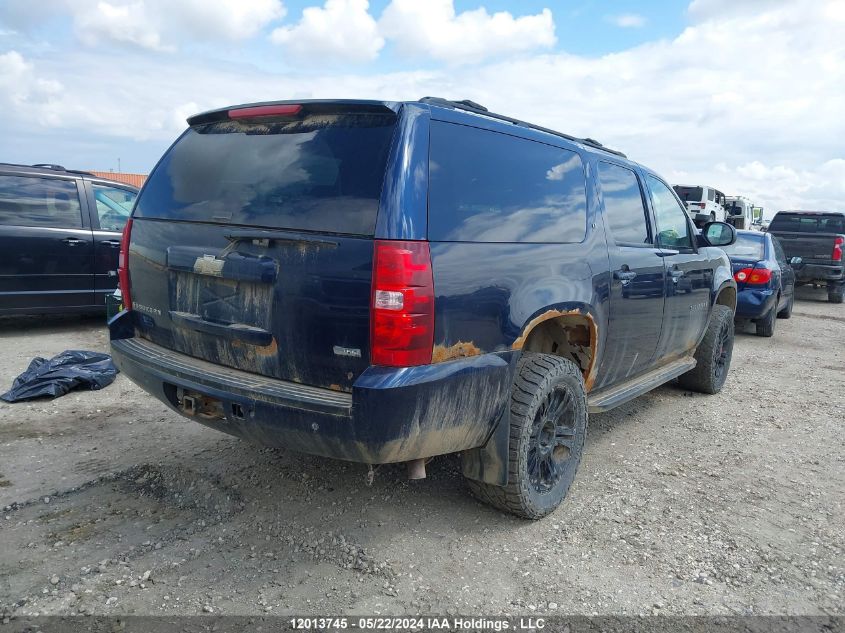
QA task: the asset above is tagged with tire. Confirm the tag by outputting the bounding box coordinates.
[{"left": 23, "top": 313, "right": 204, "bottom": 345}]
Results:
[
  {"left": 677, "top": 304, "right": 734, "bottom": 394},
  {"left": 829, "top": 287, "right": 844, "bottom": 304},
  {"left": 465, "top": 353, "right": 588, "bottom": 520},
  {"left": 777, "top": 293, "right": 793, "bottom": 319},
  {"left": 755, "top": 306, "right": 776, "bottom": 337}
]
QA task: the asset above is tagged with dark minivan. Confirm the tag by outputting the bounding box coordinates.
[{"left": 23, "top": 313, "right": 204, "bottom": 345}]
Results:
[
  {"left": 110, "top": 98, "right": 738, "bottom": 518},
  {"left": 0, "top": 163, "right": 138, "bottom": 315}
]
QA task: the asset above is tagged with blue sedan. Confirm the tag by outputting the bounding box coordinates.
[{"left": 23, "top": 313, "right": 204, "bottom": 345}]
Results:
[{"left": 720, "top": 230, "right": 798, "bottom": 337}]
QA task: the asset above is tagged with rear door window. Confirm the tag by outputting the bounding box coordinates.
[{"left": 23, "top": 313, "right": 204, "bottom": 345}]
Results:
[
  {"left": 597, "top": 162, "right": 651, "bottom": 246},
  {"left": 428, "top": 121, "right": 587, "bottom": 243},
  {"left": 771, "top": 237, "right": 788, "bottom": 267},
  {"left": 92, "top": 184, "right": 136, "bottom": 232},
  {"left": 135, "top": 112, "right": 396, "bottom": 235},
  {"left": 0, "top": 175, "right": 83, "bottom": 228}
]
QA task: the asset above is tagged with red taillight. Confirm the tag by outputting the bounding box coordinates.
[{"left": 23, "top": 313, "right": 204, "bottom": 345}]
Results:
[
  {"left": 228, "top": 104, "right": 302, "bottom": 119},
  {"left": 734, "top": 266, "right": 772, "bottom": 285},
  {"left": 371, "top": 240, "right": 434, "bottom": 367},
  {"left": 117, "top": 218, "right": 133, "bottom": 310},
  {"left": 833, "top": 236, "right": 844, "bottom": 262}
]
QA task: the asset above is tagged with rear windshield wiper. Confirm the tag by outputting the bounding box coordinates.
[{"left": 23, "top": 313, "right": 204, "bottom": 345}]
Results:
[{"left": 223, "top": 230, "right": 339, "bottom": 248}]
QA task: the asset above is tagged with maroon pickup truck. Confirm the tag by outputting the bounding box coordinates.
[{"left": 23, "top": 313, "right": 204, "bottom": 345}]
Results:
[{"left": 767, "top": 211, "right": 845, "bottom": 303}]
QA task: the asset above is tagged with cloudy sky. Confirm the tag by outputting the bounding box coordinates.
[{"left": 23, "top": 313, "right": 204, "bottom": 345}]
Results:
[{"left": 1, "top": 0, "right": 843, "bottom": 216}]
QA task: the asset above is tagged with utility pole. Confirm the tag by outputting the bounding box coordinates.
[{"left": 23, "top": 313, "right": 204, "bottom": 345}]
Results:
[{"left": 118, "top": 157, "right": 121, "bottom": 173}]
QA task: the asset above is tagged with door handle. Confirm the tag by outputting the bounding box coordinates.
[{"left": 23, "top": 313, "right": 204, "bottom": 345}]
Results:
[
  {"left": 62, "top": 237, "right": 86, "bottom": 246},
  {"left": 614, "top": 269, "right": 638, "bottom": 283},
  {"left": 101, "top": 240, "right": 121, "bottom": 248}
]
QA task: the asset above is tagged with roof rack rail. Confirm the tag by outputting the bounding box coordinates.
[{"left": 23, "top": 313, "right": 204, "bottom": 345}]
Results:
[
  {"left": 31, "top": 163, "right": 67, "bottom": 171},
  {"left": 419, "top": 96, "right": 627, "bottom": 158}
]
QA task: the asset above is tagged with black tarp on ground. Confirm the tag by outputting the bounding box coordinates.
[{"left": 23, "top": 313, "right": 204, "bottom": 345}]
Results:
[{"left": 1, "top": 350, "right": 118, "bottom": 402}]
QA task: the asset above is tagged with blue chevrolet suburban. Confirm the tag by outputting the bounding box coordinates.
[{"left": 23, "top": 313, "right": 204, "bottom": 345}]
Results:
[{"left": 109, "top": 98, "right": 738, "bottom": 518}]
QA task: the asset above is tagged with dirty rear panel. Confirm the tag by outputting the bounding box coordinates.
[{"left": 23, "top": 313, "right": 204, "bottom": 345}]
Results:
[{"left": 128, "top": 105, "right": 398, "bottom": 391}]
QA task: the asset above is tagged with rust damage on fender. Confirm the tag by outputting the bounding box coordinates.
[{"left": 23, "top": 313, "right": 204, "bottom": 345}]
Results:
[
  {"left": 432, "top": 340, "right": 482, "bottom": 364},
  {"left": 511, "top": 309, "right": 599, "bottom": 392}
]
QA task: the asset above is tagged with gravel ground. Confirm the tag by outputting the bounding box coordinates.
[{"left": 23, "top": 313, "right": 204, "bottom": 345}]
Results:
[{"left": 0, "top": 286, "right": 842, "bottom": 619}]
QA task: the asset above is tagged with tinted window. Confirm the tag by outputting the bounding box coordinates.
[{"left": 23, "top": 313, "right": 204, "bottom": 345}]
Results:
[
  {"left": 769, "top": 213, "right": 845, "bottom": 234},
  {"left": 0, "top": 175, "right": 82, "bottom": 228},
  {"left": 771, "top": 236, "right": 787, "bottom": 266},
  {"left": 429, "top": 122, "right": 587, "bottom": 243},
  {"left": 673, "top": 186, "right": 703, "bottom": 202},
  {"left": 647, "top": 175, "right": 693, "bottom": 250},
  {"left": 598, "top": 162, "right": 650, "bottom": 245},
  {"left": 721, "top": 233, "right": 765, "bottom": 260},
  {"left": 93, "top": 184, "right": 136, "bottom": 232},
  {"left": 135, "top": 112, "right": 396, "bottom": 235}
]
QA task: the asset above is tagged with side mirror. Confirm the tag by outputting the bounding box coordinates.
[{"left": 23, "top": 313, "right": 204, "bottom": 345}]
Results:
[
  {"left": 702, "top": 221, "right": 737, "bottom": 247},
  {"left": 790, "top": 256, "right": 802, "bottom": 266}
]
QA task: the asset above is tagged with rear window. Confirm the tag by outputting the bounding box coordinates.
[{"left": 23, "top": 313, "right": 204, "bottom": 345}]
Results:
[
  {"left": 428, "top": 121, "right": 587, "bottom": 243},
  {"left": 769, "top": 213, "right": 845, "bottom": 234},
  {"left": 135, "top": 112, "right": 396, "bottom": 235},
  {"left": 721, "top": 233, "right": 765, "bottom": 260},
  {"left": 673, "top": 186, "right": 703, "bottom": 203}
]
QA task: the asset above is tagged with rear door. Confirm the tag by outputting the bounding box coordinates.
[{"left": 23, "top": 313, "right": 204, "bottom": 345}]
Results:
[
  {"left": 770, "top": 236, "right": 795, "bottom": 304},
  {"left": 0, "top": 173, "right": 94, "bottom": 312},
  {"left": 644, "top": 174, "right": 712, "bottom": 359},
  {"left": 84, "top": 180, "right": 137, "bottom": 306},
  {"left": 128, "top": 103, "right": 398, "bottom": 392},
  {"left": 594, "top": 161, "right": 665, "bottom": 385}
]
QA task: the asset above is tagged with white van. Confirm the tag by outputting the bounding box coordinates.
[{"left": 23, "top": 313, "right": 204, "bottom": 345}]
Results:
[{"left": 672, "top": 185, "right": 727, "bottom": 224}]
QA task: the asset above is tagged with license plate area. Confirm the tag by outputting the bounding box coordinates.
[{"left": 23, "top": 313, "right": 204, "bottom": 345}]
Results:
[{"left": 171, "top": 272, "right": 273, "bottom": 332}]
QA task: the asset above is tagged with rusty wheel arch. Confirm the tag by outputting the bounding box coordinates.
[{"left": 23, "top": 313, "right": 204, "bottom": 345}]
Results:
[{"left": 512, "top": 309, "right": 599, "bottom": 392}]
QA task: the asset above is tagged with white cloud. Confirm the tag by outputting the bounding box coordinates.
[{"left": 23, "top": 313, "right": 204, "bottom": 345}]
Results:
[
  {"left": 165, "top": 0, "right": 286, "bottom": 41},
  {"left": 1, "top": 0, "right": 286, "bottom": 51},
  {"left": 0, "top": 51, "right": 65, "bottom": 125},
  {"left": 379, "top": 0, "right": 556, "bottom": 64},
  {"left": 75, "top": 2, "right": 173, "bottom": 52},
  {"left": 270, "top": 0, "right": 383, "bottom": 63},
  {"left": 609, "top": 13, "right": 646, "bottom": 28}
]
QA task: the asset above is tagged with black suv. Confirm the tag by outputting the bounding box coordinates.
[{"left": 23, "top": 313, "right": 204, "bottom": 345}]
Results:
[
  {"left": 109, "top": 98, "right": 738, "bottom": 518},
  {"left": 0, "top": 163, "right": 138, "bottom": 315}
]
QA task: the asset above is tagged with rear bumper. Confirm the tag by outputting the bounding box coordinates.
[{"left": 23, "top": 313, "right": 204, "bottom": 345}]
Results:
[
  {"left": 735, "top": 288, "right": 777, "bottom": 319},
  {"left": 110, "top": 314, "right": 513, "bottom": 464},
  {"left": 794, "top": 264, "right": 844, "bottom": 284}
]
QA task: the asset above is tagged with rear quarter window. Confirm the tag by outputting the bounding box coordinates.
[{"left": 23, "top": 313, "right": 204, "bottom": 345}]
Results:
[{"left": 428, "top": 121, "right": 587, "bottom": 243}]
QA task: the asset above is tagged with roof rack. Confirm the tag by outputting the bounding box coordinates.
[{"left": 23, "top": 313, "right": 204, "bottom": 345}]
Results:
[
  {"left": 29, "top": 163, "right": 94, "bottom": 176},
  {"left": 419, "top": 96, "right": 627, "bottom": 158}
]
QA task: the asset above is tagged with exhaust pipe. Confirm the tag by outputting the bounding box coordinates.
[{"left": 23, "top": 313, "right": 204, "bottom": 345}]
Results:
[{"left": 407, "top": 458, "right": 426, "bottom": 480}]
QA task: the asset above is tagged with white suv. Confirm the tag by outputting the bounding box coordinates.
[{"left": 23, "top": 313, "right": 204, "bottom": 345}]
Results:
[{"left": 673, "top": 185, "right": 727, "bottom": 225}]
